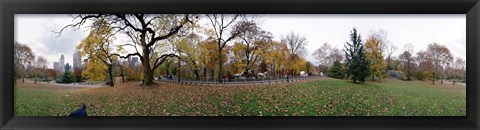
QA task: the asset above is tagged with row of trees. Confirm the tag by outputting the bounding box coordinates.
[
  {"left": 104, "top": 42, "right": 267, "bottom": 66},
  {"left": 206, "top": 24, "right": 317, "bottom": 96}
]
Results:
[
  {"left": 312, "top": 28, "right": 466, "bottom": 85},
  {"left": 14, "top": 42, "right": 85, "bottom": 84},
  {"left": 63, "top": 14, "right": 315, "bottom": 87},
  {"left": 14, "top": 42, "right": 49, "bottom": 84}
]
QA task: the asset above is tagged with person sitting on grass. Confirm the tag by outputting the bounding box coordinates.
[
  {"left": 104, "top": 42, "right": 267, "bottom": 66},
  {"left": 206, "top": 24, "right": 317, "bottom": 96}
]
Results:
[{"left": 69, "top": 104, "right": 87, "bottom": 117}]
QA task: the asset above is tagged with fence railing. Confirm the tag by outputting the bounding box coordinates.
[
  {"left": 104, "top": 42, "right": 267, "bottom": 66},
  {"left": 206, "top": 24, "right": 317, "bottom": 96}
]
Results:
[{"left": 157, "top": 76, "right": 319, "bottom": 86}]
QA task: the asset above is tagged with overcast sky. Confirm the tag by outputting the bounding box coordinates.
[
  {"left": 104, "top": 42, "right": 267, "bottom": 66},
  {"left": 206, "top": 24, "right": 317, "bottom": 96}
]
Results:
[{"left": 15, "top": 14, "right": 465, "bottom": 69}]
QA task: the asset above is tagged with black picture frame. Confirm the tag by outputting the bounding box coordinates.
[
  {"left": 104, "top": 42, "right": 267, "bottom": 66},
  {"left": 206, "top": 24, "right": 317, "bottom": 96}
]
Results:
[{"left": 1, "top": 0, "right": 479, "bottom": 130}]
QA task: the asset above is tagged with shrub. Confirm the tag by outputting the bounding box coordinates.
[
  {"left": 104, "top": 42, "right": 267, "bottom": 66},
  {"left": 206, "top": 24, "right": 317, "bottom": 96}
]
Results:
[{"left": 328, "top": 60, "right": 345, "bottom": 79}]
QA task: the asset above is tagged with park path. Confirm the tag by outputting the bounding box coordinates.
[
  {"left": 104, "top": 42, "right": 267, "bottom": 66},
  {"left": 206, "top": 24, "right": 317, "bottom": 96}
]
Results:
[
  {"left": 48, "top": 81, "right": 106, "bottom": 88},
  {"left": 21, "top": 79, "right": 107, "bottom": 88}
]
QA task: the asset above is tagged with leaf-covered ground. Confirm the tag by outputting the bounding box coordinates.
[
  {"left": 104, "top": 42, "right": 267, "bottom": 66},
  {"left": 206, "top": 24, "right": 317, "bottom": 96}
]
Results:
[{"left": 14, "top": 78, "right": 466, "bottom": 116}]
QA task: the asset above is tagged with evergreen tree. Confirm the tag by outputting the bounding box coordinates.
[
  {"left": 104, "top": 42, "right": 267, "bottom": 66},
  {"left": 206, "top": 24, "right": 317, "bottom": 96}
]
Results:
[
  {"left": 344, "top": 28, "right": 370, "bottom": 83},
  {"left": 57, "top": 63, "right": 75, "bottom": 83},
  {"left": 328, "top": 60, "right": 345, "bottom": 79}
]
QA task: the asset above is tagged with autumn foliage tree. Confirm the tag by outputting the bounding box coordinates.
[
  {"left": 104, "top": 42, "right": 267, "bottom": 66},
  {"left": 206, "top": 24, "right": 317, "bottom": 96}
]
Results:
[
  {"left": 369, "top": 29, "right": 396, "bottom": 70},
  {"left": 262, "top": 41, "right": 290, "bottom": 78},
  {"left": 198, "top": 38, "right": 227, "bottom": 79},
  {"left": 76, "top": 18, "right": 117, "bottom": 86},
  {"left": 365, "top": 36, "right": 387, "bottom": 82},
  {"left": 46, "top": 69, "right": 59, "bottom": 81},
  {"left": 235, "top": 22, "right": 272, "bottom": 75},
  {"left": 82, "top": 57, "right": 108, "bottom": 81},
  {"left": 60, "top": 14, "right": 197, "bottom": 86},
  {"left": 205, "top": 14, "right": 256, "bottom": 82},
  {"left": 344, "top": 28, "right": 370, "bottom": 83},
  {"left": 180, "top": 34, "right": 203, "bottom": 79}
]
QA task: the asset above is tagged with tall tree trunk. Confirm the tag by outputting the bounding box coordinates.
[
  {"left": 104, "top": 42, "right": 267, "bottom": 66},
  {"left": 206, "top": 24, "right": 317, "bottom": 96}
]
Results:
[
  {"left": 204, "top": 67, "right": 207, "bottom": 79},
  {"left": 166, "top": 63, "right": 170, "bottom": 76},
  {"left": 271, "top": 65, "right": 275, "bottom": 78},
  {"left": 387, "top": 56, "right": 391, "bottom": 70},
  {"left": 142, "top": 47, "right": 153, "bottom": 86},
  {"left": 290, "top": 69, "right": 294, "bottom": 78},
  {"left": 23, "top": 77, "right": 25, "bottom": 83},
  {"left": 191, "top": 60, "right": 200, "bottom": 80},
  {"left": 211, "top": 69, "right": 214, "bottom": 80},
  {"left": 108, "top": 65, "right": 114, "bottom": 87},
  {"left": 432, "top": 71, "right": 435, "bottom": 85},
  {"left": 218, "top": 48, "right": 223, "bottom": 83},
  {"left": 407, "top": 60, "right": 410, "bottom": 80},
  {"left": 194, "top": 69, "right": 200, "bottom": 80},
  {"left": 120, "top": 65, "right": 125, "bottom": 83},
  {"left": 177, "top": 58, "right": 181, "bottom": 83}
]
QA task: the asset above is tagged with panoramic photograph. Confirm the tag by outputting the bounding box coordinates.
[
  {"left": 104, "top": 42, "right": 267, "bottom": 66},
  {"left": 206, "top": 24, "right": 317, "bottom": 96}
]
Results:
[{"left": 14, "top": 14, "right": 466, "bottom": 116}]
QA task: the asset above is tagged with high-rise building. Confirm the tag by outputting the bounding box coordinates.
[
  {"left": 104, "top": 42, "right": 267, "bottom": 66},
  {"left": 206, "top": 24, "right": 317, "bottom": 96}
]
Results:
[
  {"left": 73, "top": 51, "right": 82, "bottom": 70},
  {"left": 128, "top": 56, "right": 139, "bottom": 66},
  {"left": 53, "top": 62, "right": 60, "bottom": 72},
  {"left": 83, "top": 59, "right": 88, "bottom": 69},
  {"left": 59, "top": 54, "right": 65, "bottom": 73}
]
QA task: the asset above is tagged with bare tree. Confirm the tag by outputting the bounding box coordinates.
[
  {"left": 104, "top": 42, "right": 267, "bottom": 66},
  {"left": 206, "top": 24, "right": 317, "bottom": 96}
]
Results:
[
  {"left": 398, "top": 51, "right": 414, "bottom": 80},
  {"left": 369, "top": 29, "right": 396, "bottom": 70},
  {"left": 33, "top": 56, "right": 48, "bottom": 84},
  {"left": 368, "top": 29, "right": 388, "bottom": 51},
  {"left": 453, "top": 57, "right": 466, "bottom": 84},
  {"left": 427, "top": 43, "right": 453, "bottom": 85},
  {"left": 403, "top": 43, "right": 414, "bottom": 55},
  {"left": 313, "top": 42, "right": 343, "bottom": 70},
  {"left": 416, "top": 50, "right": 434, "bottom": 81},
  {"left": 14, "top": 42, "right": 35, "bottom": 83},
  {"left": 282, "top": 31, "right": 308, "bottom": 77},
  {"left": 312, "top": 42, "right": 332, "bottom": 67},
  {"left": 385, "top": 44, "right": 398, "bottom": 70}
]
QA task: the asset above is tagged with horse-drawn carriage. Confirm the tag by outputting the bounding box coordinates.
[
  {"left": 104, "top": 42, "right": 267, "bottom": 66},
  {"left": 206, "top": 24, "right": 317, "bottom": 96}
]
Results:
[{"left": 230, "top": 70, "right": 268, "bottom": 79}]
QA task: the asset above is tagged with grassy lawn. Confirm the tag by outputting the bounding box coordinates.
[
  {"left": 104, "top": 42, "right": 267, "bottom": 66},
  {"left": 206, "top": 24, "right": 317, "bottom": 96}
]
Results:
[{"left": 14, "top": 78, "right": 466, "bottom": 116}]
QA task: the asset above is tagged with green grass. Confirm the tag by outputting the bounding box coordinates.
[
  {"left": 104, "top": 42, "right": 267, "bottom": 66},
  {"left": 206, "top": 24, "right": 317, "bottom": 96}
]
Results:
[{"left": 14, "top": 78, "right": 466, "bottom": 116}]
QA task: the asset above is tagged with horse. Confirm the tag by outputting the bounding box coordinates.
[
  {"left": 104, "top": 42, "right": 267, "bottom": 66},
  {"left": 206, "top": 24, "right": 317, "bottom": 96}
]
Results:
[
  {"left": 233, "top": 73, "right": 242, "bottom": 78},
  {"left": 257, "top": 72, "right": 268, "bottom": 77},
  {"left": 233, "top": 71, "right": 246, "bottom": 79},
  {"left": 300, "top": 71, "right": 309, "bottom": 77}
]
